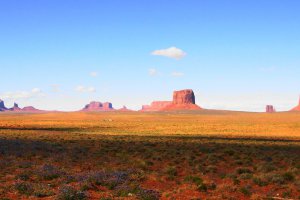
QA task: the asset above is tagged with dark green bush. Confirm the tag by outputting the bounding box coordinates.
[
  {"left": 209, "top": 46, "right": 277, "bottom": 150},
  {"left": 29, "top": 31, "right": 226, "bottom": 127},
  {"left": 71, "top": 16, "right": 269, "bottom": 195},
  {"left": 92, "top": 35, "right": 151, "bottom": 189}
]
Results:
[{"left": 57, "top": 186, "right": 87, "bottom": 200}]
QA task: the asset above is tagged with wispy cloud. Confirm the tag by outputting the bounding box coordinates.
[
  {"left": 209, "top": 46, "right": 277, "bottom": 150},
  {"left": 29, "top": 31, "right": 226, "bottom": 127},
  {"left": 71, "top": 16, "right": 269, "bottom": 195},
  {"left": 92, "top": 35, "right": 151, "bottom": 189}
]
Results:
[
  {"left": 0, "top": 88, "right": 45, "bottom": 100},
  {"left": 148, "top": 68, "right": 158, "bottom": 76},
  {"left": 51, "top": 84, "right": 61, "bottom": 92},
  {"left": 90, "top": 72, "right": 98, "bottom": 77},
  {"left": 75, "top": 86, "right": 96, "bottom": 93},
  {"left": 171, "top": 71, "right": 184, "bottom": 77},
  {"left": 151, "top": 46, "right": 186, "bottom": 59}
]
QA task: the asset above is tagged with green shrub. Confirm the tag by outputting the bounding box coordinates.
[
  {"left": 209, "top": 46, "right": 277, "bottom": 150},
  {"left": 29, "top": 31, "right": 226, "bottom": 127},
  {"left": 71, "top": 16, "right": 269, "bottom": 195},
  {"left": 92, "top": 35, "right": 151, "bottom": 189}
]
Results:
[
  {"left": 184, "top": 176, "right": 203, "bottom": 185},
  {"left": 15, "top": 182, "right": 33, "bottom": 195},
  {"left": 283, "top": 172, "right": 295, "bottom": 182},
  {"left": 240, "top": 186, "right": 252, "bottom": 196},
  {"left": 197, "top": 183, "right": 207, "bottom": 192},
  {"left": 33, "top": 183, "right": 54, "bottom": 197},
  {"left": 57, "top": 186, "right": 87, "bottom": 200},
  {"left": 166, "top": 166, "right": 177, "bottom": 179},
  {"left": 257, "top": 163, "right": 276, "bottom": 173},
  {"left": 253, "top": 176, "right": 268, "bottom": 186},
  {"left": 16, "top": 172, "right": 31, "bottom": 181},
  {"left": 236, "top": 168, "right": 252, "bottom": 175}
]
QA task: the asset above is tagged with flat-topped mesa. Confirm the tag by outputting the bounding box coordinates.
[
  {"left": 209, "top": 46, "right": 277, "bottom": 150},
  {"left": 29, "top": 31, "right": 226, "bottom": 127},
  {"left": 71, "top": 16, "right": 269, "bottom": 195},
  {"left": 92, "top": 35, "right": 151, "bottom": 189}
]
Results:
[
  {"left": 141, "top": 101, "right": 172, "bottom": 111},
  {"left": 84, "top": 101, "right": 103, "bottom": 110},
  {"left": 103, "top": 102, "right": 113, "bottom": 110},
  {"left": 173, "top": 89, "right": 196, "bottom": 104},
  {"left": 291, "top": 96, "right": 300, "bottom": 111},
  {"left": 162, "top": 89, "right": 201, "bottom": 111},
  {"left": 266, "top": 105, "right": 276, "bottom": 113},
  {"left": 141, "top": 89, "right": 202, "bottom": 111},
  {"left": 82, "top": 101, "right": 115, "bottom": 111},
  {"left": 0, "top": 99, "right": 7, "bottom": 111}
]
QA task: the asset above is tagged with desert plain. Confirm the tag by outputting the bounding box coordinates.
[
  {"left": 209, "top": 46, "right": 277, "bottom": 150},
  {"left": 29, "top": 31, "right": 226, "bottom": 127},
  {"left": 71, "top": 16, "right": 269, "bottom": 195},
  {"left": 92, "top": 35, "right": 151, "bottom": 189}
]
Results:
[{"left": 0, "top": 111, "right": 299, "bottom": 199}]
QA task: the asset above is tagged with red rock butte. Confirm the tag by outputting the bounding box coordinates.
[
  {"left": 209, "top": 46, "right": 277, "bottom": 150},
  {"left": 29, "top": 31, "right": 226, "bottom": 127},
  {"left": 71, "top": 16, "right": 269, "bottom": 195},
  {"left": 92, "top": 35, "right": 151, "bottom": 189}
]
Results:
[
  {"left": 0, "top": 99, "right": 7, "bottom": 111},
  {"left": 0, "top": 100, "right": 42, "bottom": 112},
  {"left": 82, "top": 101, "right": 115, "bottom": 111},
  {"left": 118, "top": 106, "right": 133, "bottom": 112},
  {"left": 141, "top": 101, "right": 172, "bottom": 111},
  {"left": 266, "top": 105, "right": 276, "bottom": 113},
  {"left": 291, "top": 97, "right": 300, "bottom": 111},
  {"left": 141, "top": 89, "right": 202, "bottom": 111}
]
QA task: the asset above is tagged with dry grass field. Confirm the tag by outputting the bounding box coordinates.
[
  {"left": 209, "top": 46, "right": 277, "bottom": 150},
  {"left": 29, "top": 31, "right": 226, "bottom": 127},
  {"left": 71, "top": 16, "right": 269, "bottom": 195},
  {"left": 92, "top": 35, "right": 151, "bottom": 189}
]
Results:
[{"left": 0, "top": 111, "right": 299, "bottom": 199}]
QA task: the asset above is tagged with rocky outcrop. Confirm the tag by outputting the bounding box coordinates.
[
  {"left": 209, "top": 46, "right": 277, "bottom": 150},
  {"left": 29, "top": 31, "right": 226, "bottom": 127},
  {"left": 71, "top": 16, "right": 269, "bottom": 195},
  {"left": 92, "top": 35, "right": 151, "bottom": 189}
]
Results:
[
  {"left": 173, "top": 89, "right": 196, "bottom": 104},
  {"left": 9, "top": 103, "right": 22, "bottom": 111},
  {"left": 141, "top": 101, "right": 172, "bottom": 111},
  {"left": 0, "top": 99, "right": 7, "bottom": 111},
  {"left": 103, "top": 102, "right": 113, "bottom": 110},
  {"left": 82, "top": 101, "right": 115, "bottom": 111},
  {"left": 0, "top": 100, "right": 42, "bottom": 112},
  {"left": 141, "top": 89, "right": 201, "bottom": 111},
  {"left": 118, "top": 106, "right": 133, "bottom": 112},
  {"left": 291, "top": 97, "right": 300, "bottom": 111},
  {"left": 162, "top": 89, "right": 201, "bottom": 111},
  {"left": 22, "top": 106, "right": 41, "bottom": 112},
  {"left": 266, "top": 105, "right": 275, "bottom": 113}
]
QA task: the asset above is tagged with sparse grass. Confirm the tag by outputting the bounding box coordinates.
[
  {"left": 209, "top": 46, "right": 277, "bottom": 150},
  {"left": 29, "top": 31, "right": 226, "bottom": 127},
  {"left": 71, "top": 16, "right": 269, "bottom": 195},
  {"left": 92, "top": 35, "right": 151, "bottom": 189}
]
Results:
[
  {"left": 0, "top": 112, "right": 299, "bottom": 199},
  {"left": 57, "top": 186, "right": 87, "bottom": 200}
]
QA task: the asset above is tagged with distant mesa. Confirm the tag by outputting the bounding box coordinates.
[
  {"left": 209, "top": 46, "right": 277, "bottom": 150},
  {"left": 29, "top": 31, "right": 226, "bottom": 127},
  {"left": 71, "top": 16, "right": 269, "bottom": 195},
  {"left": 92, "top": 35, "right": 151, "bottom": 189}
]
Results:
[
  {"left": 266, "top": 105, "right": 276, "bottom": 113},
  {"left": 173, "top": 89, "right": 196, "bottom": 104},
  {"left": 9, "top": 103, "right": 22, "bottom": 111},
  {"left": 291, "top": 97, "right": 300, "bottom": 111},
  {"left": 82, "top": 101, "right": 115, "bottom": 111},
  {"left": 22, "top": 106, "right": 41, "bottom": 112},
  {"left": 141, "top": 101, "right": 172, "bottom": 111},
  {"left": 162, "top": 89, "right": 201, "bottom": 111},
  {"left": 0, "top": 100, "right": 42, "bottom": 112},
  {"left": 118, "top": 106, "right": 133, "bottom": 112},
  {"left": 141, "top": 89, "right": 202, "bottom": 111}
]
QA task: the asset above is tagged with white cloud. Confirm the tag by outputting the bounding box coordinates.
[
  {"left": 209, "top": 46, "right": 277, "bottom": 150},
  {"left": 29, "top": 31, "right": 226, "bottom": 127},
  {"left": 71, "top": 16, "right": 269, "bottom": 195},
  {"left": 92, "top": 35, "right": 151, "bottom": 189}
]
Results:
[
  {"left": 151, "top": 46, "right": 186, "bottom": 59},
  {"left": 148, "top": 68, "right": 158, "bottom": 76},
  {"left": 0, "top": 88, "right": 45, "bottom": 100},
  {"left": 87, "top": 87, "right": 96, "bottom": 93},
  {"left": 51, "top": 84, "right": 61, "bottom": 92},
  {"left": 75, "top": 86, "right": 85, "bottom": 92},
  {"left": 75, "top": 86, "right": 96, "bottom": 93},
  {"left": 171, "top": 71, "right": 184, "bottom": 77},
  {"left": 32, "top": 88, "right": 41, "bottom": 93},
  {"left": 90, "top": 72, "right": 98, "bottom": 77}
]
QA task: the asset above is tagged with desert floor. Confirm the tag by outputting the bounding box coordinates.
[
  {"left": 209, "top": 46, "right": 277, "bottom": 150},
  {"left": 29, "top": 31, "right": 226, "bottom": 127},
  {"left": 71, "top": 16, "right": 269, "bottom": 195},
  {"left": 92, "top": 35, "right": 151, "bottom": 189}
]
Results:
[{"left": 0, "top": 111, "right": 299, "bottom": 199}]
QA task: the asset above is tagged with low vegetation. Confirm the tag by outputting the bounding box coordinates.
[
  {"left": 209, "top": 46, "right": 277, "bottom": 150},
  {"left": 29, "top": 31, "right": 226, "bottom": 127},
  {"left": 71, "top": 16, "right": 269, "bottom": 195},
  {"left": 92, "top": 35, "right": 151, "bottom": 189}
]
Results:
[{"left": 0, "top": 111, "right": 299, "bottom": 199}]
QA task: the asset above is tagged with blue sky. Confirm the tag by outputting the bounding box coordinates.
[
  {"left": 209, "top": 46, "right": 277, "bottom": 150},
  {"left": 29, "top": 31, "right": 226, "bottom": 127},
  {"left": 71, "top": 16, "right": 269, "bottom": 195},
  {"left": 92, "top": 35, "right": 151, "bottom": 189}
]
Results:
[{"left": 0, "top": 0, "right": 300, "bottom": 111}]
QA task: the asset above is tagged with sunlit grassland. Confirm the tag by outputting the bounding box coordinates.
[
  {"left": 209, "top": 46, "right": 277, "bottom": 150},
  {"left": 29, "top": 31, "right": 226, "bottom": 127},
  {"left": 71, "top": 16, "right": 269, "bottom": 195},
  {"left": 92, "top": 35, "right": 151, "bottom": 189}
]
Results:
[
  {"left": 0, "top": 111, "right": 299, "bottom": 199},
  {"left": 1, "top": 111, "right": 300, "bottom": 138}
]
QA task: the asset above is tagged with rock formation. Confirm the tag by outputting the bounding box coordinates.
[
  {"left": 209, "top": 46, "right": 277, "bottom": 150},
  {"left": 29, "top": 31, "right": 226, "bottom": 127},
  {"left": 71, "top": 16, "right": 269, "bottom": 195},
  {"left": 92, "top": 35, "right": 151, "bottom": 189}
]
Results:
[
  {"left": 103, "top": 102, "right": 113, "bottom": 110},
  {"left": 82, "top": 101, "right": 115, "bottom": 111},
  {"left": 173, "top": 89, "right": 195, "bottom": 104},
  {"left": 22, "top": 106, "right": 41, "bottom": 112},
  {"left": 162, "top": 89, "right": 201, "bottom": 111},
  {"left": 141, "top": 101, "right": 172, "bottom": 111},
  {"left": 0, "top": 100, "right": 42, "bottom": 112},
  {"left": 118, "top": 106, "right": 133, "bottom": 112},
  {"left": 291, "top": 97, "right": 300, "bottom": 111},
  {"left": 266, "top": 105, "right": 276, "bottom": 113},
  {"left": 141, "top": 89, "right": 201, "bottom": 111},
  {"left": 0, "top": 99, "right": 7, "bottom": 111},
  {"left": 9, "top": 103, "right": 22, "bottom": 111}
]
